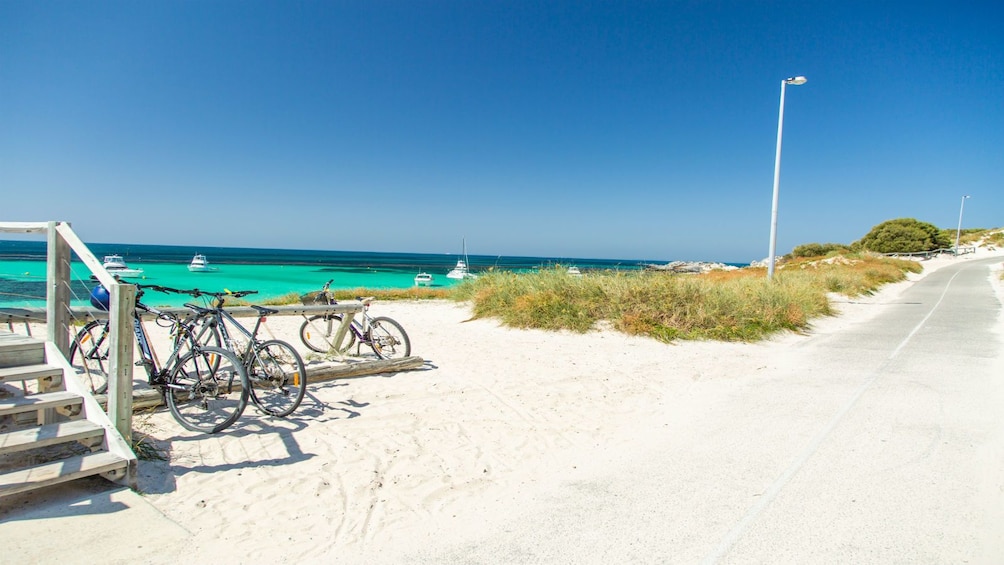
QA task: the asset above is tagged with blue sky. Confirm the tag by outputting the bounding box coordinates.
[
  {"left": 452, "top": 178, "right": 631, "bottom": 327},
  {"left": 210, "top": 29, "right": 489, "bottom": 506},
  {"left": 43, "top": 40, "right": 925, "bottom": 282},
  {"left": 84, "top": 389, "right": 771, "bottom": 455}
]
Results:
[{"left": 1, "top": 1, "right": 1001, "bottom": 263}]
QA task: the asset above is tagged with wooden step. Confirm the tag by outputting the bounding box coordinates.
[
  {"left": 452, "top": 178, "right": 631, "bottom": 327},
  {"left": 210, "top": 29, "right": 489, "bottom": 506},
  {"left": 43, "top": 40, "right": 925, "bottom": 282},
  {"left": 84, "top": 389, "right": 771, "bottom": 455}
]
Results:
[
  {"left": 0, "top": 391, "right": 82, "bottom": 417},
  {"left": 0, "top": 451, "right": 128, "bottom": 498},
  {"left": 0, "top": 420, "right": 104, "bottom": 455},
  {"left": 0, "top": 333, "right": 45, "bottom": 368},
  {"left": 0, "top": 363, "right": 63, "bottom": 384}
]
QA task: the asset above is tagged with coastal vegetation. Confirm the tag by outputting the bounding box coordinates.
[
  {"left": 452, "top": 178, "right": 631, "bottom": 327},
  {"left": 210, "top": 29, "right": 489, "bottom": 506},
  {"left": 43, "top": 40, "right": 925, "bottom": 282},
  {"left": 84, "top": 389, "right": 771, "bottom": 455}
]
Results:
[
  {"left": 853, "top": 218, "right": 951, "bottom": 253},
  {"left": 789, "top": 242, "right": 851, "bottom": 258},
  {"left": 243, "top": 224, "right": 998, "bottom": 343},
  {"left": 451, "top": 254, "right": 921, "bottom": 342}
]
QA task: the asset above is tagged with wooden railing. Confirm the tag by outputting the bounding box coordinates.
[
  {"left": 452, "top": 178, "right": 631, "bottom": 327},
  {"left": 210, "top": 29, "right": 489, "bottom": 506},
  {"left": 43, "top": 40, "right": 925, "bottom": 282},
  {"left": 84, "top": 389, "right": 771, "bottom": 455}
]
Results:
[
  {"left": 0, "top": 221, "right": 136, "bottom": 440},
  {"left": 882, "top": 246, "right": 977, "bottom": 259}
]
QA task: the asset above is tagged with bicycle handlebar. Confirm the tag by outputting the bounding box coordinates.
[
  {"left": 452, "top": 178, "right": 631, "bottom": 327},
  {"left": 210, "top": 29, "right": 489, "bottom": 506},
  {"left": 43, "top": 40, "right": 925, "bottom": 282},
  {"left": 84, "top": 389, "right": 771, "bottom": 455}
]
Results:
[{"left": 136, "top": 284, "right": 258, "bottom": 299}]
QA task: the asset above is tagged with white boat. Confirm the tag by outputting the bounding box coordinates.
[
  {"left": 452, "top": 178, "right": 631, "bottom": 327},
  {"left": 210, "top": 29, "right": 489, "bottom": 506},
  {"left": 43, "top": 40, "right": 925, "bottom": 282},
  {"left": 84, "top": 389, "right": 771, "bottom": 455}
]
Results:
[
  {"left": 188, "top": 254, "right": 219, "bottom": 272},
  {"left": 446, "top": 239, "right": 478, "bottom": 280},
  {"left": 101, "top": 254, "right": 143, "bottom": 277},
  {"left": 414, "top": 272, "right": 434, "bottom": 286},
  {"left": 567, "top": 266, "right": 583, "bottom": 277}
]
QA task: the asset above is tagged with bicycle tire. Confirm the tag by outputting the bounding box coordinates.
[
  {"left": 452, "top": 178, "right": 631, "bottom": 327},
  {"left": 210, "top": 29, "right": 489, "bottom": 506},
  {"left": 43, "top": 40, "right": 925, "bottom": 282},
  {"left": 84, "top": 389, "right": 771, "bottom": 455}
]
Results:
[
  {"left": 299, "top": 314, "right": 358, "bottom": 354},
  {"left": 68, "top": 320, "right": 111, "bottom": 394},
  {"left": 247, "top": 339, "right": 307, "bottom": 417},
  {"left": 367, "top": 316, "right": 411, "bottom": 359},
  {"left": 165, "top": 346, "right": 249, "bottom": 434}
]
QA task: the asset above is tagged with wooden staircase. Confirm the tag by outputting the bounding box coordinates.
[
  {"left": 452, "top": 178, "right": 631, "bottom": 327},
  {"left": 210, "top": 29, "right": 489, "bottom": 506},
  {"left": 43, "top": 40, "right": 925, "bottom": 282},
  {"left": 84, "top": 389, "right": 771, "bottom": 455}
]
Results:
[{"left": 0, "top": 330, "right": 136, "bottom": 498}]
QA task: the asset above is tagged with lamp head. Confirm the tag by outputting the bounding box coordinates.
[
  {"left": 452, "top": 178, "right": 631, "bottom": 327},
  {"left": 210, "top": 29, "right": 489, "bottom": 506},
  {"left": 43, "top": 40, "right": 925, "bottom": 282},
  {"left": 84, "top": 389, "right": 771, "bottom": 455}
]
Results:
[{"left": 784, "top": 76, "right": 808, "bottom": 85}]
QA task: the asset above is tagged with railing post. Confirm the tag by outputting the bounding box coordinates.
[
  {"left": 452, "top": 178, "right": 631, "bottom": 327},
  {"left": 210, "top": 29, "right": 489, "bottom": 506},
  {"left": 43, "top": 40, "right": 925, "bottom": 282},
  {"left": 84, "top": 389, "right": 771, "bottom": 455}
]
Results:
[
  {"left": 108, "top": 282, "right": 135, "bottom": 443},
  {"left": 45, "top": 222, "right": 71, "bottom": 367}
]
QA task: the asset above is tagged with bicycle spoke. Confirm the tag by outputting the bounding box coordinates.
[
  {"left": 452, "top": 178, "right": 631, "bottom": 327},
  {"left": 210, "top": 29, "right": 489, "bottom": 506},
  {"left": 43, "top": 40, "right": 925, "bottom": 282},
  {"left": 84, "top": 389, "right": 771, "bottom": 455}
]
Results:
[
  {"left": 367, "top": 317, "right": 411, "bottom": 359},
  {"left": 165, "top": 347, "right": 248, "bottom": 434},
  {"left": 247, "top": 340, "right": 306, "bottom": 417}
]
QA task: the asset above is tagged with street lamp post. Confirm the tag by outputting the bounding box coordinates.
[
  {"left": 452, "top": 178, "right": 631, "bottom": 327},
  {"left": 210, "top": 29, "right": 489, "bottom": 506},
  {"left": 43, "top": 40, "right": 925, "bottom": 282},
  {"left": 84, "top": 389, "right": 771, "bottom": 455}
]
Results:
[
  {"left": 767, "top": 75, "right": 807, "bottom": 280},
  {"left": 955, "top": 195, "right": 971, "bottom": 254}
]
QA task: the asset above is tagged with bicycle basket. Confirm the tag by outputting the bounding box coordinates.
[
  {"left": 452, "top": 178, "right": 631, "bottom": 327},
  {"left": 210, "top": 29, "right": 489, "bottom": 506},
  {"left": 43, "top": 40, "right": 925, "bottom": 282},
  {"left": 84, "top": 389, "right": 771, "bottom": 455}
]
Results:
[{"left": 300, "top": 291, "right": 326, "bottom": 305}]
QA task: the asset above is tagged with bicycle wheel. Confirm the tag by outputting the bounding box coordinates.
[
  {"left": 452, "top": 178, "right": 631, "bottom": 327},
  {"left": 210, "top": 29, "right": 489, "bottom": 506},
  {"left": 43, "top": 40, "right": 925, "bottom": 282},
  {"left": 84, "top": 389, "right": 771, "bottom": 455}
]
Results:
[
  {"left": 247, "top": 340, "right": 307, "bottom": 417},
  {"left": 367, "top": 317, "right": 411, "bottom": 359},
  {"left": 68, "top": 320, "right": 111, "bottom": 394},
  {"left": 299, "top": 314, "right": 357, "bottom": 354},
  {"left": 165, "top": 346, "right": 249, "bottom": 434}
]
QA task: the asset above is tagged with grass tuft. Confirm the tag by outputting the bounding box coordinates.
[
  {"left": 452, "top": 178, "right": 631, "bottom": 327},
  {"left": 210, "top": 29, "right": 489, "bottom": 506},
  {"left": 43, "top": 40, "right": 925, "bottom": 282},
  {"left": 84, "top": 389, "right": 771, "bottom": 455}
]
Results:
[{"left": 131, "top": 431, "right": 168, "bottom": 461}]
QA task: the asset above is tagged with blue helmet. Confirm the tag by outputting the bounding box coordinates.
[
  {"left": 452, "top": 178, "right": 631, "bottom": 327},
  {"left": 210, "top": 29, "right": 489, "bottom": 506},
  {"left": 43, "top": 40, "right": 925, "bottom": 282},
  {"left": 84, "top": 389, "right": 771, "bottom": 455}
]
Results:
[{"left": 89, "top": 285, "right": 111, "bottom": 310}]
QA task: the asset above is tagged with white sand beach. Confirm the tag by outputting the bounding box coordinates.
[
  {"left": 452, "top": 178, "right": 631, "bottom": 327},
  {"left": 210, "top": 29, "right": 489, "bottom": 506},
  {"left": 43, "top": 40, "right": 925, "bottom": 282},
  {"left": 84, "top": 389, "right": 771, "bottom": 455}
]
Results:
[{"left": 2, "top": 248, "right": 1002, "bottom": 564}]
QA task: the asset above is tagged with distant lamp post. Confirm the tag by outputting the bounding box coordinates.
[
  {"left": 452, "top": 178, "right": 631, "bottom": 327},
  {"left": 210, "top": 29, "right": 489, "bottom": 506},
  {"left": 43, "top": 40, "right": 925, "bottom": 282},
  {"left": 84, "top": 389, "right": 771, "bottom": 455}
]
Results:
[
  {"left": 767, "top": 75, "right": 807, "bottom": 280},
  {"left": 955, "top": 195, "right": 971, "bottom": 254}
]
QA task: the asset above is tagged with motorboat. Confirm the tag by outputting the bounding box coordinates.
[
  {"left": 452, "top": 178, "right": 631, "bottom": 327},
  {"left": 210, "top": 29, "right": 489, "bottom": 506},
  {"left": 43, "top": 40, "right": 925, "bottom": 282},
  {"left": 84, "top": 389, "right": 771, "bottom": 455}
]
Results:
[
  {"left": 567, "top": 266, "right": 583, "bottom": 277},
  {"left": 188, "top": 254, "right": 219, "bottom": 272},
  {"left": 101, "top": 254, "right": 143, "bottom": 277},
  {"left": 414, "top": 272, "right": 434, "bottom": 286},
  {"left": 446, "top": 238, "right": 478, "bottom": 280}
]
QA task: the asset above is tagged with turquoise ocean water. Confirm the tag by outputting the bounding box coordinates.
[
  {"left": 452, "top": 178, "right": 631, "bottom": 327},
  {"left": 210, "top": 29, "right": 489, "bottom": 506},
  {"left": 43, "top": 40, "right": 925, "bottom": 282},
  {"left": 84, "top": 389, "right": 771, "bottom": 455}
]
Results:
[{"left": 0, "top": 240, "right": 673, "bottom": 308}]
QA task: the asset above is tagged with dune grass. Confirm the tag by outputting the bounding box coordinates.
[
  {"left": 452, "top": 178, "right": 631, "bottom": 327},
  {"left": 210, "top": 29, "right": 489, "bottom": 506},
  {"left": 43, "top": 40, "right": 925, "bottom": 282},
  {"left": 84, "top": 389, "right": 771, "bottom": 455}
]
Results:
[{"left": 451, "top": 254, "right": 921, "bottom": 342}]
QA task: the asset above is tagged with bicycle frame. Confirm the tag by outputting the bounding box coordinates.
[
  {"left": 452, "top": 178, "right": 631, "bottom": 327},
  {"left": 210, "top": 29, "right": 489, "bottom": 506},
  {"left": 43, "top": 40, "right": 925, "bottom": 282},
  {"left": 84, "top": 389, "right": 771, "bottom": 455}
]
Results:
[
  {"left": 78, "top": 299, "right": 206, "bottom": 388},
  {"left": 199, "top": 306, "right": 266, "bottom": 364}
]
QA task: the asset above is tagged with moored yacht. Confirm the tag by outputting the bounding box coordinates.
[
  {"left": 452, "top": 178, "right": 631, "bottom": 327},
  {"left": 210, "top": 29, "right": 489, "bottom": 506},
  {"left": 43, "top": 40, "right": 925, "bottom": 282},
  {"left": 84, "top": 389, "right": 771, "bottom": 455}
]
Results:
[
  {"left": 101, "top": 254, "right": 143, "bottom": 277},
  {"left": 414, "top": 272, "right": 434, "bottom": 286},
  {"left": 188, "top": 254, "right": 219, "bottom": 272}
]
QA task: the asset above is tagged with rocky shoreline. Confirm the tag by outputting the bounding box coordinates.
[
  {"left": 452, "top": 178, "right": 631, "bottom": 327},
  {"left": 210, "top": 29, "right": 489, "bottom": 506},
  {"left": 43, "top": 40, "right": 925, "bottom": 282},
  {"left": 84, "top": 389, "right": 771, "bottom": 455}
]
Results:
[{"left": 644, "top": 261, "right": 741, "bottom": 273}]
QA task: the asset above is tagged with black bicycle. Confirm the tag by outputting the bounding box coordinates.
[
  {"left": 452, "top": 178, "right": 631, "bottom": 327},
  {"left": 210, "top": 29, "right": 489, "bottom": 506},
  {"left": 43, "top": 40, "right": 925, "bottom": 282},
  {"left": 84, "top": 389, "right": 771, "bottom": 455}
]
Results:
[
  {"left": 168, "top": 287, "right": 307, "bottom": 418},
  {"left": 69, "top": 284, "right": 249, "bottom": 434},
  {"left": 299, "top": 279, "right": 411, "bottom": 359}
]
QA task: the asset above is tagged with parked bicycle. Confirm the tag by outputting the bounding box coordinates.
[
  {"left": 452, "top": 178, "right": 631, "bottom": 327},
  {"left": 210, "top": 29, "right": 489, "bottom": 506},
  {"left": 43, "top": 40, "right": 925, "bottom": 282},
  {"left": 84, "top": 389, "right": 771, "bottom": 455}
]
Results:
[
  {"left": 299, "top": 279, "right": 411, "bottom": 359},
  {"left": 69, "top": 284, "right": 249, "bottom": 434},
  {"left": 170, "top": 287, "right": 307, "bottom": 419}
]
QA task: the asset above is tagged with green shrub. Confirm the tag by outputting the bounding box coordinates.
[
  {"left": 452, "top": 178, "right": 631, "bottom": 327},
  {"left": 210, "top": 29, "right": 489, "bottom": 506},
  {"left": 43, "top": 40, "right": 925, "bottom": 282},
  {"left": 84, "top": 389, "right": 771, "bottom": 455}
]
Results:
[
  {"left": 789, "top": 242, "right": 851, "bottom": 258},
  {"left": 855, "top": 218, "right": 951, "bottom": 253}
]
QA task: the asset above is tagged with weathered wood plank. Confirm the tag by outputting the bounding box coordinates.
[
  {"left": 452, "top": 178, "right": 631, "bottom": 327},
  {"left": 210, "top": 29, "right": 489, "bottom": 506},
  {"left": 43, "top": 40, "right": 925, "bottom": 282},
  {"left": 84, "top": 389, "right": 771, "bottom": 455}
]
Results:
[
  {"left": 0, "top": 451, "right": 127, "bottom": 498},
  {"left": 0, "top": 420, "right": 103, "bottom": 455},
  {"left": 0, "top": 363, "right": 63, "bottom": 384},
  {"left": 0, "top": 391, "right": 82, "bottom": 416},
  {"left": 305, "top": 356, "right": 426, "bottom": 380},
  {"left": 0, "top": 222, "right": 50, "bottom": 233},
  {"left": 97, "top": 355, "right": 427, "bottom": 411},
  {"left": 0, "top": 333, "right": 45, "bottom": 368}
]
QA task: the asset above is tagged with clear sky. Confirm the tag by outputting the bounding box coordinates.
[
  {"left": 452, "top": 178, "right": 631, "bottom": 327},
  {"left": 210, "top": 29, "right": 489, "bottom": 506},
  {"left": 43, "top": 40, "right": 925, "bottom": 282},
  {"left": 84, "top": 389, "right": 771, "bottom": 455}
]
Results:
[{"left": 2, "top": 1, "right": 1001, "bottom": 263}]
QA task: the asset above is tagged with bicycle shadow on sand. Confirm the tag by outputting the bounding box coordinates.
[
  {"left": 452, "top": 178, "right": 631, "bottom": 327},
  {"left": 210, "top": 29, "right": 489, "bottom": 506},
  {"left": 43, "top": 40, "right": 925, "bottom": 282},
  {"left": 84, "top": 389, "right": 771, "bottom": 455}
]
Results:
[
  {"left": 137, "top": 415, "right": 317, "bottom": 495},
  {"left": 136, "top": 360, "right": 438, "bottom": 496}
]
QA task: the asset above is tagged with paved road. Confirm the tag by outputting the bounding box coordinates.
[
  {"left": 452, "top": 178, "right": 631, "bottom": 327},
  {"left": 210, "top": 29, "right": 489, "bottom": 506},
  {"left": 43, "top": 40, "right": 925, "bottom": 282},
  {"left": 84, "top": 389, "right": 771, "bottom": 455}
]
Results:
[{"left": 403, "top": 257, "right": 1004, "bottom": 564}]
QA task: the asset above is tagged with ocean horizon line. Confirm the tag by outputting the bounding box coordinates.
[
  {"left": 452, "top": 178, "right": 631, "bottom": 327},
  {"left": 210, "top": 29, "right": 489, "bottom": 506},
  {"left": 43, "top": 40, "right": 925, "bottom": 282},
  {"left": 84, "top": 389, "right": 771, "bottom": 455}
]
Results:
[{"left": 0, "top": 239, "right": 744, "bottom": 269}]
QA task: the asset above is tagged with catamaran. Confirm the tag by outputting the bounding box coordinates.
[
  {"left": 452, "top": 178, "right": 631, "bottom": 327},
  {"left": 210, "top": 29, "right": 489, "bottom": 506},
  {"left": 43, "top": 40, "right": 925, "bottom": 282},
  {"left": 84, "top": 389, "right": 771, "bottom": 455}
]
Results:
[{"left": 446, "top": 239, "right": 477, "bottom": 280}]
